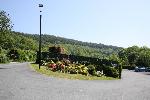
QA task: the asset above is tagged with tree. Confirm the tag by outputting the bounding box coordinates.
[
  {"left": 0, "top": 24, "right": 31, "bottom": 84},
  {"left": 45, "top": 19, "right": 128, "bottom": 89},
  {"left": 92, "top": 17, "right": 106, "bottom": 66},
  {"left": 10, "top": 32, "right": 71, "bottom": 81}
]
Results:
[
  {"left": 0, "top": 11, "right": 14, "bottom": 49},
  {"left": 0, "top": 10, "right": 12, "bottom": 32},
  {"left": 126, "top": 46, "right": 140, "bottom": 66},
  {"left": 118, "top": 49, "right": 129, "bottom": 66},
  {"left": 136, "top": 48, "right": 150, "bottom": 67}
]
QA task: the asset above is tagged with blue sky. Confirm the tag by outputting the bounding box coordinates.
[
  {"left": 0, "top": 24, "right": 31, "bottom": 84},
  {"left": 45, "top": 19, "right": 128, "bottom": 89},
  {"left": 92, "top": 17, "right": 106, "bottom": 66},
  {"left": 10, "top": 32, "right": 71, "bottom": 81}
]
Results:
[{"left": 1, "top": 0, "right": 150, "bottom": 48}]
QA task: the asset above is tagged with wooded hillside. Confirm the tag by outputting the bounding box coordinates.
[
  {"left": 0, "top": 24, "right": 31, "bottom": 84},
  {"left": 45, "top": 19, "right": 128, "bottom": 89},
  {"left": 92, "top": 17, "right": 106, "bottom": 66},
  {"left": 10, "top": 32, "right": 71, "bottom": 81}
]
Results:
[{"left": 12, "top": 31, "right": 122, "bottom": 58}]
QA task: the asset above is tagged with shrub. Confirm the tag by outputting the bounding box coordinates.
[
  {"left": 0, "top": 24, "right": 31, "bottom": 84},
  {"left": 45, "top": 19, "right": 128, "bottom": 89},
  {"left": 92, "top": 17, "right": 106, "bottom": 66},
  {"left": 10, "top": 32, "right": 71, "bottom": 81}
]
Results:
[
  {"left": 62, "top": 64, "right": 89, "bottom": 75},
  {"left": 56, "top": 61, "right": 65, "bottom": 72},
  {"left": 67, "top": 64, "right": 77, "bottom": 74},
  {"left": 103, "top": 66, "right": 119, "bottom": 78},
  {"left": 87, "top": 65, "right": 96, "bottom": 75},
  {"left": 61, "top": 59, "right": 71, "bottom": 66},
  {"left": 122, "top": 65, "right": 130, "bottom": 69},
  {"left": 48, "top": 63, "right": 57, "bottom": 71},
  {"left": 47, "top": 60, "right": 57, "bottom": 71},
  {"left": 77, "top": 64, "right": 89, "bottom": 75},
  {"left": 96, "top": 65, "right": 103, "bottom": 71},
  {"left": 46, "top": 60, "right": 66, "bottom": 72},
  {"left": 95, "top": 70, "right": 104, "bottom": 77},
  {"left": 41, "top": 60, "right": 47, "bottom": 66},
  {"left": 0, "top": 48, "right": 9, "bottom": 63},
  {"left": 128, "top": 66, "right": 135, "bottom": 70},
  {"left": 8, "top": 49, "right": 19, "bottom": 61},
  {"left": 0, "top": 54, "right": 9, "bottom": 63},
  {"left": 44, "top": 59, "right": 120, "bottom": 78},
  {"left": 14, "top": 49, "right": 36, "bottom": 62}
]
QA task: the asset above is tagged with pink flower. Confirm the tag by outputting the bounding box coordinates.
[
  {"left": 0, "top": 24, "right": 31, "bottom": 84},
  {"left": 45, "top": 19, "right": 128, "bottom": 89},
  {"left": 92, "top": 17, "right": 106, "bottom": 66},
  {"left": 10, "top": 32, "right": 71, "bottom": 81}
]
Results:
[{"left": 60, "top": 64, "right": 65, "bottom": 69}]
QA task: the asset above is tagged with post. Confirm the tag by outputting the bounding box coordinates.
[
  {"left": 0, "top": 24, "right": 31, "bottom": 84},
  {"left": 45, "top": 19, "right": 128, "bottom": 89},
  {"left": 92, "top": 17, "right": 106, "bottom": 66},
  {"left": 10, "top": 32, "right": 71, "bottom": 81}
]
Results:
[
  {"left": 119, "top": 65, "right": 122, "bottom": 79},
  {"left": 39, "top": 14, "right": 42, "bottom": 69},
  {"left": 38, "top": 4, "right": 43, "bottom": 69}
]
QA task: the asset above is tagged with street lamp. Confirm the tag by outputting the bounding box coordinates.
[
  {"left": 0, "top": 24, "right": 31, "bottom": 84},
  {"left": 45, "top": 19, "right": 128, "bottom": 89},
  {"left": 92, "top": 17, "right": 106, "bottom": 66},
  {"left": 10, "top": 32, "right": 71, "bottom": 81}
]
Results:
[{"left": 39, "top": 4, "right": 43, "bottom": 69}]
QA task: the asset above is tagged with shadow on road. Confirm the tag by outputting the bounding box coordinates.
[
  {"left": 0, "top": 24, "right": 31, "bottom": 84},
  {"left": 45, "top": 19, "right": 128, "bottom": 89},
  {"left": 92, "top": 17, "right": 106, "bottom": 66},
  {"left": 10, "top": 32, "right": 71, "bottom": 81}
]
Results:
[
  {"left": 0, "top": 67, "right": 8, "bottom": 69},
  {"left": 135, "top": 72, "right": 150, "bottom": 75}
]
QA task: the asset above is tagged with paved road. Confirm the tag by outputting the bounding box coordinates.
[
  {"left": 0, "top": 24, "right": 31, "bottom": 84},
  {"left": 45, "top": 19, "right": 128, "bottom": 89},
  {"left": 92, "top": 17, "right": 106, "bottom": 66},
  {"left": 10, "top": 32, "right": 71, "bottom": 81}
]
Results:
[{"left": 0, "top": 63, "right": 150, "bottom": 100}]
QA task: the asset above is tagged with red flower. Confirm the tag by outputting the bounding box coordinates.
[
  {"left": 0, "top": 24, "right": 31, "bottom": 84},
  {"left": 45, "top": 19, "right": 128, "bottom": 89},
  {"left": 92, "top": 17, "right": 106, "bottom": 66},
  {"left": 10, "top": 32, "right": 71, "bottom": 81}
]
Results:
[{"left": 51, "top": 64, "right": 56, "bottom": 68}]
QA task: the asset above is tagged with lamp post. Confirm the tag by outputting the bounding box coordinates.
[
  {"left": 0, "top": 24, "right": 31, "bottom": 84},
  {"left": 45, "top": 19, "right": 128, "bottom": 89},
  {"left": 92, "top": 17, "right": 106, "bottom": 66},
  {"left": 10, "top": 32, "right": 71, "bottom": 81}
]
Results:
[{"left": 39, "top": 4, "right": 43, "bottom": 69}]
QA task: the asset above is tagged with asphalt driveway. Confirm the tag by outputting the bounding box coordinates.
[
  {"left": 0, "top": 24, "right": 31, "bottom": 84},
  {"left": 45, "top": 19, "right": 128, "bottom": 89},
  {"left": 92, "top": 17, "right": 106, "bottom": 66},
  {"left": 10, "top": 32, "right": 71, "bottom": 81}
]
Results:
[{"left": 0, "top": 63, "right": 150, "bottom": 100}]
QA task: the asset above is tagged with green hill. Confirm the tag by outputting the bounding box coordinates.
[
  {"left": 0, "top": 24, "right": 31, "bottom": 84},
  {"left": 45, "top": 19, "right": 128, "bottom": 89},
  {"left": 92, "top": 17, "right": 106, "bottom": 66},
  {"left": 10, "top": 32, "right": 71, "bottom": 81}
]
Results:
[{"left": 9, "top": 31, "right": 122, "bottom": 58}]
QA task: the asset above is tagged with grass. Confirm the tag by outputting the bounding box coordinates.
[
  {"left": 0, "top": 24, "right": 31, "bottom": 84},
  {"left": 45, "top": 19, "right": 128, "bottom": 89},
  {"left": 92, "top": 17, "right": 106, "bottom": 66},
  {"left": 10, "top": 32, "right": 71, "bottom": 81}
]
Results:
[{"left": 30, "top": 63, "right": 116, "bottom": 80}]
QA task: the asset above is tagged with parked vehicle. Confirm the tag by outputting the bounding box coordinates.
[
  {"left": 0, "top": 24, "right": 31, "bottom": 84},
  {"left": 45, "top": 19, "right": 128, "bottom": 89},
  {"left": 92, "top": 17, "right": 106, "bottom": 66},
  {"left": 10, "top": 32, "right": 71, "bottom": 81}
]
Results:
[
  {"left": 146, "top": 67, "right": 150, "bottom": 72},
  {"left": 135, "top": 66, "right": 146, "bottom": 72}
]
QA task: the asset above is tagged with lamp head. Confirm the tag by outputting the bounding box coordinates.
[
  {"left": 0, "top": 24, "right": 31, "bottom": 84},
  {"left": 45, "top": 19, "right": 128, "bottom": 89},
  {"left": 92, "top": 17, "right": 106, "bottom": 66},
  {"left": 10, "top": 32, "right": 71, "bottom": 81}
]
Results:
[{"left": 39, "top": 4, "right": 43, "bottom": 7}]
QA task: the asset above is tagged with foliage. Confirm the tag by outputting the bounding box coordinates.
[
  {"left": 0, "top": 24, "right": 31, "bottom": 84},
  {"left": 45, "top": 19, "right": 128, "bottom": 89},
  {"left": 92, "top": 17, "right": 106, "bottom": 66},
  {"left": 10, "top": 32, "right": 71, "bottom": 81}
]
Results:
[
  {"left": 0, "top": 54, "right": 9, "bottom": 63},
  {"left": 7, "top": 49, "right": 19, "bottom": 61},
  {"left": 0, "top": 10, "right": 12, "bottom": 32},
  {"left": 136, "top": 50, "right": 150, "bottom": 67},
  {"left": 125, "top": 46, "right": 140, "bottom": 66},
  {"left": 0, "top": 47, "right": 9, "bottom": 63},
  {"left": 118, "top": 49, "right": 129, "bottom": 65},
  {"left": 119, "top": 46, "right": 150, "bottom": 69},
  {"left": 67, "top": 64, "right": 89, "bottom": 75},
  {"left": 6, "top": 49, "right": 36, "bottom": 62},
  {"left": 17, "top": 50, "right": 36, "bottom": 62},
  {"left": 0, "top": 29, "right": 122, "bottom": 63},
  {"left": 44, "top": 59, "right": 120, "bottom": 78},
  {"left": 87, "top": 65, "right": 96, "bottom": 75},
  {"left": 46, "top": 60, "right": 89, "bottom": 76},
  {"left": 17, "top": 32, "right": 122, "bottom": 58},
  {"left": 31, "top": 64, "right": 116, "bottom": 80},
  {"left": 103, "top": 66, "right": 119, "bottom": 78}
]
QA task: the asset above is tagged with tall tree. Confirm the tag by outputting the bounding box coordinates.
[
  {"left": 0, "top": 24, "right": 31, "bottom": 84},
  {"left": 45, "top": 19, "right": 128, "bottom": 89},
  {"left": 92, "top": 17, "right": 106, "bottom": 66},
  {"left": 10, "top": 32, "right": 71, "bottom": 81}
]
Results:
[
  {"left": 136, "top": 47, "right": 150, "bottom": 67},
  {"left": 0, "top": 10, "right": 14, "bottom": 49},
  {"left": 0, "top": 10, "right": 12, "bottom": 32},
  {"left": 126, "top": 46, "right": 140, "bottom": 66},
  {"left": 118, "top": 49, "right": 129, "bottom": 65}
]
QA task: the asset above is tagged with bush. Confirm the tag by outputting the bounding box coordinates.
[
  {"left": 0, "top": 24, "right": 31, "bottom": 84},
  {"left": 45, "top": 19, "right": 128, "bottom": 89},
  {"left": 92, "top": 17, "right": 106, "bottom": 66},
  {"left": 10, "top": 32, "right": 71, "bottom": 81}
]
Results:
[
  {"left": 87, "top": 65, "right": 96, "bottom": 75},
  {"left": 0, "top": 48, "right": 9, "bottom": 63},
  {"left": 0, "top": 54, "right": 9, "bottom": 63},
  {"left": 128, "top": 66, "right": 135, "bottom": 70},
  {"left": 122, "top": 65, "right": 130, "bottom": 69},
  {"left": 46, "top": 60, "right": 57, "bottom": 71},
  {"left": 46, "top": 60, "right": 65, "bottom": 72},
  {"left": 45, "top": 59, "right": 120, "bottom": 78},
  {"left": 41, "top": 60, "right": 47, "bottom": 66},
  {"left": 17, "top": 49, "right": 36, "bottom": 62},
  {"left": 96, "top": 65, "right": 103, "bottom": 71},
  {"left": 103, "top": 66, "right": 119, "bottom": 78},
  {"left": 56, "top": 61, "right": 65, "bottom": 71},
  {"left": 61, "top": 59, "right": 71, "bottom": 66},
  {"left": 77, "top": 64, "right": 88, "bottom": 75},
  {"left": 67, "top": 64, "right": 78, "bottom": 74},
  {"left": 46, "top": 60, "right": 89, "bottom": 76},
  {"left": 95, "top": 70, "right": 104, "bottom": 77}
]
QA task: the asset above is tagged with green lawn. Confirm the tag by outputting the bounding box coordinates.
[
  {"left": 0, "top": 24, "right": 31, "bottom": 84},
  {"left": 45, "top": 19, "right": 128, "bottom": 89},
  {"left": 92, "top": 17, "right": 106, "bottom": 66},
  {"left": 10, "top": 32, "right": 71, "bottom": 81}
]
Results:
[{"left": 30, "top": 64, "right": 116, "bottom": 80}]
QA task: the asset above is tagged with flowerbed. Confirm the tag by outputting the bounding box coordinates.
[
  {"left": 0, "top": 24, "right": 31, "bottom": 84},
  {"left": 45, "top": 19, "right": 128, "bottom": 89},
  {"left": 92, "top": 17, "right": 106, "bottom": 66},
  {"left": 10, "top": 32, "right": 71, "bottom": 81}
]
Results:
[{"left": 41, "top": 59, "right": 120, "bottom": 78}]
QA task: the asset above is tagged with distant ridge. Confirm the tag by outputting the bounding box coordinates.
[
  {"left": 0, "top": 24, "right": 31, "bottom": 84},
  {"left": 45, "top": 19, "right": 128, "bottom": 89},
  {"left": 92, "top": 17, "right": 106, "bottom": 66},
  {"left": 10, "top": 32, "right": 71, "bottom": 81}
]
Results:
[
  {"left": 0, "top": 31, "right": 122, "bottom": 58},
  {"left": 15, "top": 31, "right": 122, "bottom": 50}
]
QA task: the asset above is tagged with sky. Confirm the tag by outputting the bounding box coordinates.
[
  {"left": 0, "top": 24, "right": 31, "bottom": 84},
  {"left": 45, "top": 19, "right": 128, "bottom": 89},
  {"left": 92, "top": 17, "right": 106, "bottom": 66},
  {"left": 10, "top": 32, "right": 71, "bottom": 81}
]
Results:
[{"left": 1, "top": 0, "right": 150, "bottom": 48}]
